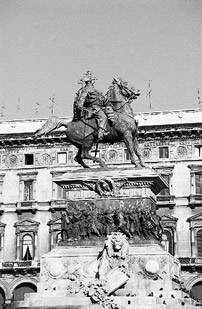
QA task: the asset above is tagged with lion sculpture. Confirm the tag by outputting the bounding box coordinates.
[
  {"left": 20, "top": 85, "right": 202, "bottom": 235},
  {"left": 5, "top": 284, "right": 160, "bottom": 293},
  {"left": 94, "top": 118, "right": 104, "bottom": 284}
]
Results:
[{"left": 97, "top": 232, "right": 129, "bottom": 282}]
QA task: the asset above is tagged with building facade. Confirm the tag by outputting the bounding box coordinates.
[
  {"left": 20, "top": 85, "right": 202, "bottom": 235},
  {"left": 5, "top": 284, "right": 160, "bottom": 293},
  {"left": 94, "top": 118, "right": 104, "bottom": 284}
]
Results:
[{"left": 0, "top": 108, "right": 202, "bottom": 307}]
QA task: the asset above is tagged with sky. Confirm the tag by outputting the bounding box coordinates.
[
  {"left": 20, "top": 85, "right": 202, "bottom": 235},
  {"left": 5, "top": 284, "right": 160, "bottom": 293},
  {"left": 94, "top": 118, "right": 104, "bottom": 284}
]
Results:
[{"left": 0, "top": 0, "right": 202, "bottom": 120}]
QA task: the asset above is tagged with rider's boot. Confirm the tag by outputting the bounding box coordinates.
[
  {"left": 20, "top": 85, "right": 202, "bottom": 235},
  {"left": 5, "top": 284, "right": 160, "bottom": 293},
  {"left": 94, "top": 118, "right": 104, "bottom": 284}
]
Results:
[{"left": 98, "top": 128, "right": 109, "bottom": 141}]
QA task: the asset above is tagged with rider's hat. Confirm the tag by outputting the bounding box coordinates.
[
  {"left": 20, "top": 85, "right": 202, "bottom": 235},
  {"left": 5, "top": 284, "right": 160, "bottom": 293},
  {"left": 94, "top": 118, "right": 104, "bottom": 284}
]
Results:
[{"left": 79, "top": 71, "right": 97, "bottom": 83}]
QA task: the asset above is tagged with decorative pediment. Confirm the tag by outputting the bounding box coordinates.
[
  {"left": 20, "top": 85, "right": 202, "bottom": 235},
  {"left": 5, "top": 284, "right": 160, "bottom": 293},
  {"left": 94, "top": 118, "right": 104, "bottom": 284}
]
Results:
[
  {"left": 161, "top": 214, "right": 178, "bottom": 222},
  {"left": 187, "top": 212, "right": 202, "bottom": 232},
  {"left": 47, "top": 216, "right": 61, "bottom": 232},
  {"left": 188, "top": 165, "right": 202, "bottom": 173},
  {"left": 47, "top": 216, "right": 61, "bottom": 225},
  {"left": 14, "top": 218, "right": 40, "bottom": 230},
  {"left": 161, "top": 214, "right": 178, "bottom": 229},
  {"left": 187, "top": 212, "right": 202, "bottom": 222}
]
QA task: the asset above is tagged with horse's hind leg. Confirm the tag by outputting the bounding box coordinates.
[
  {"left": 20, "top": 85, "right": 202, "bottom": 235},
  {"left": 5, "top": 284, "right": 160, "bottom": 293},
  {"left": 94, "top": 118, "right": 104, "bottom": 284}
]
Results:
[{"left": 74, "top": 147, "right": 90, "bottom": 168}]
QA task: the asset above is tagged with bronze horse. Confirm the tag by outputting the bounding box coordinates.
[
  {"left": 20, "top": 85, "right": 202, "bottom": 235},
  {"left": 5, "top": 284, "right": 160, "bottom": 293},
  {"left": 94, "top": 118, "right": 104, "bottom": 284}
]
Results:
[{"left": 33, "top": 81, "right": 144, "bottom": 168}]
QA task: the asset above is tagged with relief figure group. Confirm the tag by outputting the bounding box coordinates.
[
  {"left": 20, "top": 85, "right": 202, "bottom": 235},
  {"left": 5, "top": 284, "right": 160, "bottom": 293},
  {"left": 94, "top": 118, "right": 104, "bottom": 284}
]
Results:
[{"left": 61, "top": 201, "right": 163, "bottom": 242}]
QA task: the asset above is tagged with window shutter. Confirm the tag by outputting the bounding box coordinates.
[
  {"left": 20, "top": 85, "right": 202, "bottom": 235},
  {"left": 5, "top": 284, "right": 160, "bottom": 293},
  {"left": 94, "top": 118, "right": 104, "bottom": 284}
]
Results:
[
  {"left": 24, "top": 181, "right": 33, "bottom": 201},
  {"left": 24, "top": 182, "right": 29, "bottom": 201},
  {"left": 159, "top": 174, "right": 170, "bottom": 195},
  {"left": 197, "top": 229, "right": 202, "bottom": 257},
  {"left": 195, "top": 174, "right": 202, "bottom": 194}
]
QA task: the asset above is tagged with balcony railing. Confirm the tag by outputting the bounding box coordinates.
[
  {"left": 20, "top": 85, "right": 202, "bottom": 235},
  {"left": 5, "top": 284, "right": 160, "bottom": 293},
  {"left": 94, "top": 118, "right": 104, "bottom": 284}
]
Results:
[
  {"left": 16, "top": 200, "right": 38, "bottom": 214},
  {"left": 156, "top": 195, "right": 176, "bottom": 209},
  {"left": 179, "top": 257, "right": 202, "bottom": 265},
  {"left": 1, "top": 260, "right": 40, "bottom": 268},
  {"left": 49, "top": 199, "right": 67, "bottom": 212},
  {"left": 188, "top": 194, "right": 202, "bottom": 209}
]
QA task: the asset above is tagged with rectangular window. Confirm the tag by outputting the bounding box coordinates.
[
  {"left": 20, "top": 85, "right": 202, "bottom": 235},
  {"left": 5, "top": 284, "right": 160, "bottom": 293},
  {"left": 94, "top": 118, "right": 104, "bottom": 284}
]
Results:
[
  {"left": 57, "top": 185, "right": 67, "bottom": 199},
  {"left": 159, "top": 174, "right": 170, "bottom": 195},
  {"left": 90, "top": 150, "right": 100, "bottom": 158},
  {"left": 197, "top": 230, "right": 202, "bottom": 257},
  {"left": 195, "top": 174, "right": 202, "bottom": 194},
  {"left": 24, "top": 154, "right": 34, "bottom": 165},
  {"left": 124, "top": 149, "right": 130, "bottom": 161},
  {"left": 24, "top": 181, "right": 34, "bottom": 201},
  {"left": 57, "top": 152, "right": 67, "bottom": 164},
  {"left": 68, "top": 151, "right": 74, "bottom": 164},
  {"left": 194, "top": 146, "right": 202, "bottom": 157},
  {"left": 159, "top": 147, "right": 169, "bottom": 159}
]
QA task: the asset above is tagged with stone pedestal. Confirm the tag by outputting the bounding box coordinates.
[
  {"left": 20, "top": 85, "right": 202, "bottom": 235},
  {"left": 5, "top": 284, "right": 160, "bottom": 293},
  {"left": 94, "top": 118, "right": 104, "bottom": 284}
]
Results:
[
  {"left": 53, "top": 167, "right": 166, "bottom": 201},
  {"left": 16, "top": 244, "right": 202, "bottom": 309},
  {"left": 15, "top": 167, "right": 202, "bottom": 308}
]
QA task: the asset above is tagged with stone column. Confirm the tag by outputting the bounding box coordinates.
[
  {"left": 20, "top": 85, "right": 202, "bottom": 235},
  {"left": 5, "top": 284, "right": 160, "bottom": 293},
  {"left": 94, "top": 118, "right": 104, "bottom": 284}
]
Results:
[
  {"left": 173, "top": 228, "right": 177, "bottom": 257},
  {"left": 16, "top": 232, "right": 20, "bottom": 261},
  {"left": 190, "top": 171, "right": 195, "bottom": 195},
  {"left": 0, "top": 233, "right": 5, "bottom": 261},
  {"left": 0, "top": 174, "right": 5, "bottom": 202},
  {"left": 34, "top": 232, "right": 38, "bottom": 261},
  {"left": 190, "top": 227, "right": 196, "bottom": 257},
  {"left": 50, "top": 230, "right": 54, "bottom": 251},
  {"left": 3, "top": 299, "right": 12, "bottom": 309}
]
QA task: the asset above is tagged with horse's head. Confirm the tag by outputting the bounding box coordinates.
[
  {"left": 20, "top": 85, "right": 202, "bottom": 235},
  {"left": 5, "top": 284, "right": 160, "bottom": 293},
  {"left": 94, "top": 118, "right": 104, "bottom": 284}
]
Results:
[{"left": 105, "top": 82, "right": 123, "bottom": 104}]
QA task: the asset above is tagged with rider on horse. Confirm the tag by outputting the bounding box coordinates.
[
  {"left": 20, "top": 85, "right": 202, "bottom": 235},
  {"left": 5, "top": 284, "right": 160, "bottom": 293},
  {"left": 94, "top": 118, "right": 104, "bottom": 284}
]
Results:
[{"left": 73, "top": 71, "right": 108, "bottom": 141}]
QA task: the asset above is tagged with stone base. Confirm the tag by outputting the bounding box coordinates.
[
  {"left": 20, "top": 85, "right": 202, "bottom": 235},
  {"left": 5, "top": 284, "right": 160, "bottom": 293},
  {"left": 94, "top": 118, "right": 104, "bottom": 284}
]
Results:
[
  {"left": 16, "top": 294, "right": 202, "bottom": 309},
  {"left": 15, "top": 244, "right": 202, "bottom": 308}
]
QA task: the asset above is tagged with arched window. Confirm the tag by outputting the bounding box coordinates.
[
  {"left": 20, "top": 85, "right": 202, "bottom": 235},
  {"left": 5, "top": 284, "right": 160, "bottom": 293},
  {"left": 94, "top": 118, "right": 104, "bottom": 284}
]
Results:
[
  {"left": 56, "top": 232, "right": 62, "bottom": 244},
  {"left": 22, "top": 234, "right": 33, "bottom": 261},
  {"left": 12, "top": 283, "right": 37, "bottom": 304},
  {"left": 161, "top": 229, "right": 174, "bottom": 255},
  {"left": 0, "top": 288, "right": 5, "bottom": 309},
  {"left": 197, "top": 229, "right": 202, "bottom": 257},
  {"left": 191, "top": 281, "right": 202, "bottom": 302}
]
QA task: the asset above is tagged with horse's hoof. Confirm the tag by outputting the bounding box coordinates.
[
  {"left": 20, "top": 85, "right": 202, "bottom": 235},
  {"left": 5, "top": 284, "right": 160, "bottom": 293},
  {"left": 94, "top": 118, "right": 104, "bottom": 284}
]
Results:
[{"left": 132, "top": 162, "right": 141, "bottom": 168}]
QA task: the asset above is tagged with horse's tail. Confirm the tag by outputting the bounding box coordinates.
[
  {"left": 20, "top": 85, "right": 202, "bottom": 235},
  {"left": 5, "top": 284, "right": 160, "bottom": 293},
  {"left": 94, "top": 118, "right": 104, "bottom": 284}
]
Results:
[{"left": 33, "top": 116, "right": 69, "bottom": 139}]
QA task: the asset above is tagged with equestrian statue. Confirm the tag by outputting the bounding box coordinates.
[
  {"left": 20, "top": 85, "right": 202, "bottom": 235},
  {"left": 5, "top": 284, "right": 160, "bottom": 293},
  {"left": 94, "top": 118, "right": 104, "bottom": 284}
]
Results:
[{"left": 33, "top": 71, "right": 145, "bottom": 168}]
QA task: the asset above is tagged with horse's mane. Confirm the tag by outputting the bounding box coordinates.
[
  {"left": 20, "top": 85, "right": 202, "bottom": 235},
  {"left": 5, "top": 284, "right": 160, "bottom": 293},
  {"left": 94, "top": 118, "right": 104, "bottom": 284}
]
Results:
[{"left": 105, "top": 82, "right": 124, "bottom": 104}]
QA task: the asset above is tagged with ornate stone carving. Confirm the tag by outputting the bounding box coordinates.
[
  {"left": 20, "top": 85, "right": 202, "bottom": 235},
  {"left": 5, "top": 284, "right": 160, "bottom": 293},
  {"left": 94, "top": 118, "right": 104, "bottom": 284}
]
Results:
[
  {"left": 39, "top": 153, "right": 52, "bottom": 165},
  {"left": 137, "top": 256, "right": 167, "bottom": 280},
  {"left": 5, "top": 154, "right": 18, "bottom": 167},
  {"left": 83, "top": 178, "right": 117, "bottom": 196},
  {"left": 177, "top": 146, "right": 188, "bottom": 158},
  {"left": 142, "top": 148, "right": 152, "bottom": 160},
  {"left": 105, "top": 149, "right": 119, "bottom": 162},
  {"left": 83, "top": 177, "right": 127, "bottom": 197}
]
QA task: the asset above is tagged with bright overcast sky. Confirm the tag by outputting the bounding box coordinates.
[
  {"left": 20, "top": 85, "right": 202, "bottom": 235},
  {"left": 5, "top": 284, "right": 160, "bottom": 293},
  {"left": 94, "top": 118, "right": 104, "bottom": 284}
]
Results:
[{"left": 0, "top": 0, "right": 202, "bottom": 120}]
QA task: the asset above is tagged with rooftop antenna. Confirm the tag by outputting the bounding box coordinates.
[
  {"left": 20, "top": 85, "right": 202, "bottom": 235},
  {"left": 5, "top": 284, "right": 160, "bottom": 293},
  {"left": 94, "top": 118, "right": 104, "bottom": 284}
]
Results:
[
  {"left": 33, "top": 102, "right": 40, "bottom": 116},
  {"left": 0, "top": 103, "right": 5, "bottom": 118},
  {"left": 17, "top": 96, "right": 21, "bottom": 114},
  {"left": 146, "top": 80, "right": 152, "bottom": 111},
  {"left": 49, "top": 94, "right": 56, "bottom": 115},
  {"left": 197, "top": 89, "right": 202, "bottom": 106}
]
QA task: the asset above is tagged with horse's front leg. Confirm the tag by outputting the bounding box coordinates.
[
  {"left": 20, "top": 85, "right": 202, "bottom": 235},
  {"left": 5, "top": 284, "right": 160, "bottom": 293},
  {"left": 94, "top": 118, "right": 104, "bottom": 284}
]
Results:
[
  {"left": 74, "top": 147, "right": 90, "bottom": 168},
  {"left": 122, "top": 131, "right": 139, "bottom": 167},
  {"left": 81, "top": 144, "right": 108, "bottom": 168},
  {"left": 133, "top": 137, "right": 145, "bottom": 167}
]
